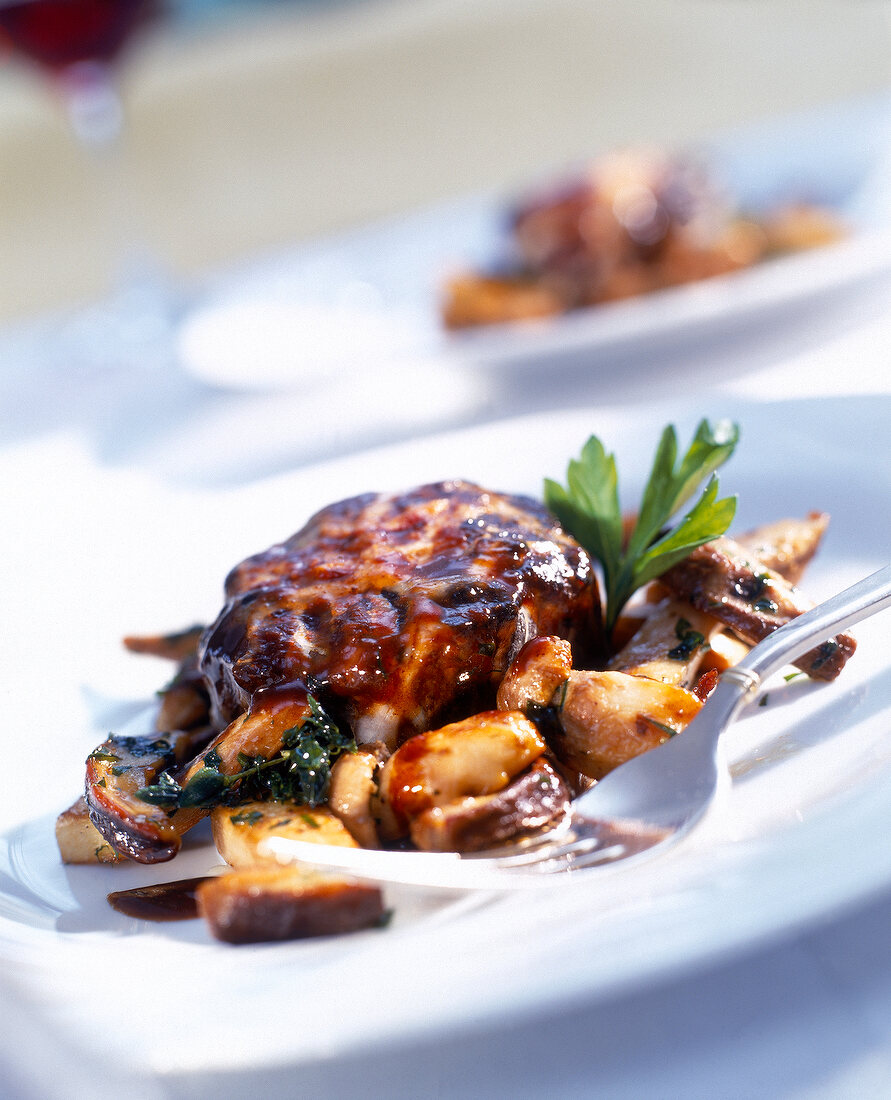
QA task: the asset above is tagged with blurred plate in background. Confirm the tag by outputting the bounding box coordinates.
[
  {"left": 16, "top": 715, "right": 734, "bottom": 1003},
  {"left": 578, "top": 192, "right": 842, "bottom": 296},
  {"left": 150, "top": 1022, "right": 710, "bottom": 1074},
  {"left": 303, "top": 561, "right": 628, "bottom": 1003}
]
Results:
[{"left": 178, "top": 93, "right": 891, "bottom": 390}]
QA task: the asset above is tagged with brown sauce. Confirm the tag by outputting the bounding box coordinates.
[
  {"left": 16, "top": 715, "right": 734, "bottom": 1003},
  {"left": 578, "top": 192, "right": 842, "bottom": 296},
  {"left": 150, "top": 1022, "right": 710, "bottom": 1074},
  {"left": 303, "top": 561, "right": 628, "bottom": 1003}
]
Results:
[{"left": 107, "top": 876, "right": 212, "bottom": 921}]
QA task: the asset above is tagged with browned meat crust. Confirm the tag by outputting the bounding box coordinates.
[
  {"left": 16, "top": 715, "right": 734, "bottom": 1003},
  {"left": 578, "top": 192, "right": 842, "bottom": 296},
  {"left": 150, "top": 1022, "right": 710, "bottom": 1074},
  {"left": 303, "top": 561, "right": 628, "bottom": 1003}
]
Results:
[
  {"left": 200, "top": 481, "right": 602, "bottom": 746},
  {"left": 659, "top": 537, "right": 855, "bottom": 680}
]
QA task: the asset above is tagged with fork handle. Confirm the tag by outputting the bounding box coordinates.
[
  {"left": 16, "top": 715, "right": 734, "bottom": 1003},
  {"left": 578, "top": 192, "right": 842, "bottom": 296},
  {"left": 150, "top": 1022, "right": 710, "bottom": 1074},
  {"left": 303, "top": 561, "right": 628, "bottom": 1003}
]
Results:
[{"left": 732, "top": 563, "right": 891, "bottom": 690}]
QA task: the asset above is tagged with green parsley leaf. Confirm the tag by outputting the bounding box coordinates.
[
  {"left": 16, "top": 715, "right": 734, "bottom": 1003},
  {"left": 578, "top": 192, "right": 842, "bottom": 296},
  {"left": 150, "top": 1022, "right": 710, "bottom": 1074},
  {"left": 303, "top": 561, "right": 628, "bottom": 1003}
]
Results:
[{"left": 545, "top": 419, "right": 739, "bottom": 634}]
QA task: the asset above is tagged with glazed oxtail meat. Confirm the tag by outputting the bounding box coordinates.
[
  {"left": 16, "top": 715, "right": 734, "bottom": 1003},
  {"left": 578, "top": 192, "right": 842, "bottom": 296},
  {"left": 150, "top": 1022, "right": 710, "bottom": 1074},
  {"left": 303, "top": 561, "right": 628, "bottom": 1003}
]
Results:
[
  {"left": 201, "top": 480, "right": 602, "bottom": 746},
  {"left": 84, "top": 480, "right": 602, "bottom": 865}
]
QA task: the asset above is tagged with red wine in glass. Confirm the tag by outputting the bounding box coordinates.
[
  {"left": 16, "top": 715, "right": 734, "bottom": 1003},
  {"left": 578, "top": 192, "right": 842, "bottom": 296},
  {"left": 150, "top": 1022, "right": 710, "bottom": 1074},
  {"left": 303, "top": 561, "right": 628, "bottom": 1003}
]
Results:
[
  {"left": 0, "top": 0, "right": 172, "bottom": 370},
  {"left": 0, "top": 0, "right": 159, "bottom": 73}
]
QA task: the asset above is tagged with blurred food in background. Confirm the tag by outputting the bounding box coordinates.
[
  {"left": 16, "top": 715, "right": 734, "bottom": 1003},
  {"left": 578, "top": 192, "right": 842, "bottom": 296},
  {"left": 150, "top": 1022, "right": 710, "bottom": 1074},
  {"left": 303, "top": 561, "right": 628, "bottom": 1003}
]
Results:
[
  {"left": 0, "top": 0, "right": 887, "bottom": 325},
  {"left": 442, "top": 149, "right": 846, "bottom": 330}
]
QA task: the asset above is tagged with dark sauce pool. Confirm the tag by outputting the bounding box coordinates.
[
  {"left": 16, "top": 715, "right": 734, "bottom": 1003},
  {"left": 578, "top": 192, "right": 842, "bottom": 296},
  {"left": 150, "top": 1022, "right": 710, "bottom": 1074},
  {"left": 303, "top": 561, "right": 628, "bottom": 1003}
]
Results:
[{"left": 107, "top": 876, "right": 212, "bottom": 921}]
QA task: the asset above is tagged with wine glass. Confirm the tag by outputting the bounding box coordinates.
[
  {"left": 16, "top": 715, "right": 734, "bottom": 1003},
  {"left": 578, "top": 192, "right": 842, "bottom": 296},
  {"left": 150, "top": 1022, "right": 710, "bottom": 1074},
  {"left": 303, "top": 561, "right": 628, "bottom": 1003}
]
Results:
[{"left": 0, "top": 0, "right": 174, "bottom": 373}]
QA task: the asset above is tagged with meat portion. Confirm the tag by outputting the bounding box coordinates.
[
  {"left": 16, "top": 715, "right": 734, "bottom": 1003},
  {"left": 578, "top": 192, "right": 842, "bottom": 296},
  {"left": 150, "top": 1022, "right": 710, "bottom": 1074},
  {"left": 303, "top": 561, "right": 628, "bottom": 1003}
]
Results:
[{"left": 200, "top": 481, "right": 601, "bottom": 749}]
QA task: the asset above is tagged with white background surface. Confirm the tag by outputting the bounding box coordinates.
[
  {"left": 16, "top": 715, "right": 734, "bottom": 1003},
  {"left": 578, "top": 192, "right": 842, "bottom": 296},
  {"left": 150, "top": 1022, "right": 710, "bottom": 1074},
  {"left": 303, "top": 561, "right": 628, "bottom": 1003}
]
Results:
[{"left": 1, "top": 2, "right": 891, "bottom": 1097}]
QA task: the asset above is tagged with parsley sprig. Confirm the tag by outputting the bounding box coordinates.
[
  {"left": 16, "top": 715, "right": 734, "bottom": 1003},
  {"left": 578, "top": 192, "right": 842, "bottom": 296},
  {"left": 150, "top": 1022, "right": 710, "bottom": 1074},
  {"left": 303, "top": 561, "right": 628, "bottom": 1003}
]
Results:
[
  {"left": 544, "top": 419, "right": 739, "bottom": 635},
  {"left": 135, "top": 696, "right": 355, "bottom": 811}
]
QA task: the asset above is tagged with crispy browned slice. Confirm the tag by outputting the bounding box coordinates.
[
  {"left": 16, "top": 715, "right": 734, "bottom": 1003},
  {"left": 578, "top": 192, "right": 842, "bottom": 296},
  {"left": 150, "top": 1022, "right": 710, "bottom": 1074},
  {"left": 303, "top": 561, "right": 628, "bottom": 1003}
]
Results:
[
  {"left": 551, "top": 671, "right": 703, "bottom": 780},
  {"left": 211, "top": 800, "right": 358, "bottom": 868},
  {"left": 196, "top": 867, "right": 385, "bottom": 944},
  {"left": 409, "top": 757, "right": 571, "bottom": 853},
  {"left": 85, "top": 728, "right": 211, "bottom": 863},
  {"left": 56, "top": 796, "right": 127, "bottom": 865},
  {"left": 735, "top": 512, "right": 829, "bottom": 585},
  {"left": 122, "top": 625, "right": 204, "bottom": 662},
  {"left": 659, "top": 536, "right": 856, "bottom": 680}
]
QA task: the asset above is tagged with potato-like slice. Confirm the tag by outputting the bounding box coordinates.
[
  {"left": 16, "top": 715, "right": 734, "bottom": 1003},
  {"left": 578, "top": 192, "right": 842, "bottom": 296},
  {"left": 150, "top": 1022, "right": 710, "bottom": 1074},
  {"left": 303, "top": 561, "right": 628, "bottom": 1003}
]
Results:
[
  {"left": 196, "top": 867, "right": 385, "bottom": 944},
  {"left": 85, "top": 727, "right": 211, "bottom": 863},
  {"left": 211, "top": 800, "right": 358, "bottom": 869},
  {"left": 409, "top": 757, "right": 571, "bottom": 853},
  {"left": 552, "top": 670, "right": 703, "bottom": 780},
  {"left": 374, "top": 710, "right": 546, "bottom": 840},
  {"left": 56, "top": 796, "right": 127, "bottom": 865}
]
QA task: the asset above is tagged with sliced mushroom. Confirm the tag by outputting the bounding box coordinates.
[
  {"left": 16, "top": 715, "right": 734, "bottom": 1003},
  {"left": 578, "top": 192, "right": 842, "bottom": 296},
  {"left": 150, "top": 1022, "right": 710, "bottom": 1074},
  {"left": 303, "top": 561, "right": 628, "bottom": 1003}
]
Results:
[
  {"left": 181, "top": 694, "right": 312, "bottom": 785},
  {"left": 409, "top": 757, "right": 571, "bottom": 852},
  {"left": 659, "top": 536, "right": 856, "bottom": 680},
  {"left": 374, "top": 710, "right": 546, "bottom": 841},
  {"left": 496, "top": 635, "right": 573, "bottom": 711},
  {"left": 608, "top": 598, "right": 721, "bottom": 687},
  {"left": 328, "top": 745, "right": 388, "bottom": 849},
  {"left": 122, "top": 625, "right": 205, "bottom": 662},
  {"left": 551, "top": 670, "right": 703, "bottom": 780},
  {"left": 156, "top": 658, "right": 211, "bottom": 732},
  {"left": 85, "top": 727, "right": 212, "bottom": 863},
  {"left": 735, "top": 512, "right": 829, "bottom": 585}
]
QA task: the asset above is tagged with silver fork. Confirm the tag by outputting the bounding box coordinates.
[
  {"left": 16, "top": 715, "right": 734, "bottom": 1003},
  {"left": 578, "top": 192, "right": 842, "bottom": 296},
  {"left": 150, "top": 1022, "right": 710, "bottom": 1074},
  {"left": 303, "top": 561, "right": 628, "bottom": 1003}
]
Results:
[{"left": 262, "top": 564, "right": 891, "bottom": 890}]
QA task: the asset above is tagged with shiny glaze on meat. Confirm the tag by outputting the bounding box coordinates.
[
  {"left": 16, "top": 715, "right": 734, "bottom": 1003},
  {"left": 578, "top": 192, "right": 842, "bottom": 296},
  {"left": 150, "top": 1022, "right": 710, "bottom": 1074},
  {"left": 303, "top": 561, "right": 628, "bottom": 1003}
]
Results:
[{"left": 200, "top": 481, "right": 601, "bottom": 747}]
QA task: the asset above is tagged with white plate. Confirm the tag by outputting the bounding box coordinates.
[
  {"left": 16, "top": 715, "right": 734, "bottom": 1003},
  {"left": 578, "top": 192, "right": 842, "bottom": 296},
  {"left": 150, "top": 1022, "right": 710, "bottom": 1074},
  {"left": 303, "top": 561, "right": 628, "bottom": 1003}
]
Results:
[
  {"left": 1, "top": 394, "right": 890, "bottom": 1089},
  {"left": 178, "top": 94, "right": 891, "bottom": 390}
]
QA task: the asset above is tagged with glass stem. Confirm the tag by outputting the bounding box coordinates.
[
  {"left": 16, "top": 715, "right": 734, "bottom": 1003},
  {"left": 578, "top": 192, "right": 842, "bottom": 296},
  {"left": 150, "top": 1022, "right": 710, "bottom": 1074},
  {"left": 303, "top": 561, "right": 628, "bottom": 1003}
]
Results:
[{"left": 57, "top": 59, "right": 124, "bottom": 151}]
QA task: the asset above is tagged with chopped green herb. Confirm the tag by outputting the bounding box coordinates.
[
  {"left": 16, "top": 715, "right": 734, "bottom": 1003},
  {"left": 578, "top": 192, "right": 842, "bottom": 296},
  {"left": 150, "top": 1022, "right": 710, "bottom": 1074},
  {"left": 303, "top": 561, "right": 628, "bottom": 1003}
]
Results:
[
  {"left": 544, "top": 419, "right": 738, "bottom": 633},
  {"left": 752, "top": 597, "right": 779, "bottom": 614},
  {"left": 134, "top": 695, "right": 355, "bottom": 812},
  {"left": 300, "top": 812, "right": 321, "bottom": 829},
  {"left": 758, "top": 694, "right": 769, "bottom": 707},
  {"left": 783, "top": 671, "right": 806, "bottom": 682},
  {"left": 810, "top": 640, "right": 839, "bottom": 671},
  {"left": 642, "top": 717, "right": 678, "bottom": 739},
  {"left": 134, "top": 769, "right": 186, "bottom": 806},
  {"left": 230, "top": 810, "right": 264, "bottom": 826},
  {"left": 668, "top": 617, "right": 707, "bottom": 661},
  {"left": 87, "top": 749, "right": 120, "bottom": 763}
]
